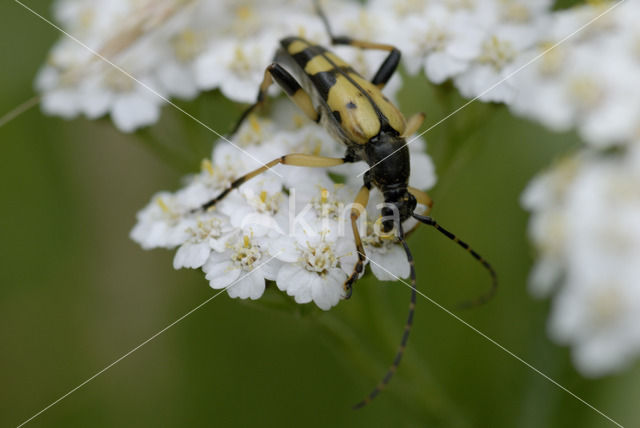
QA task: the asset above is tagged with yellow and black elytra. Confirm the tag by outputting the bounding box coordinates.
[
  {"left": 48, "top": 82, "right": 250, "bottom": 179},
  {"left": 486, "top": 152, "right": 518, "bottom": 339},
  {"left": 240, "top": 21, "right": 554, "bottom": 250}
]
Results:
[{"left": 199, "top": 0, "right": 497, "bottom": 409}]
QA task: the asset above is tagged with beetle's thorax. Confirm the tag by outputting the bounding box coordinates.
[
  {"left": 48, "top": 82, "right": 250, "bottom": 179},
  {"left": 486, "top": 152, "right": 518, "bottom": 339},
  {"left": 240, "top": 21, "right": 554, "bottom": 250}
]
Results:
[
  {"left": 360, "top": 131, "right": 416, "bottom": 232},
  {"left": 362, "top": 131, "right": 410, "bottom": 191}
]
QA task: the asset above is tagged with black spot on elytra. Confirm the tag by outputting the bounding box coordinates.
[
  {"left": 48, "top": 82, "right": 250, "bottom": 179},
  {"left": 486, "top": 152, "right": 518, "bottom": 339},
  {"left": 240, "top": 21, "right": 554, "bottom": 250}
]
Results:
[{"left": 347, "top": 101, "right": 357, "bottom": 109}]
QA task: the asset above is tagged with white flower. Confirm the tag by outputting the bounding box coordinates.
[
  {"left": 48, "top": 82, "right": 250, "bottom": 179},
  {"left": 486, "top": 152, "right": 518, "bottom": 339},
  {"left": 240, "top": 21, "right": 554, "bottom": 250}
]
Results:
[
  {"left": 522, "top": 146, "right": 640, "bottom": 375},
  {"left": 407, "top": 136, "right": 438, "bottom": 190},
  {"left": 36, "top": 0, "right": 191, "bottom": 132},
  {"left": 219, "top": 174, "right": 288, "bottom": 237},
  {"left": 293, "top": 178, "right": 357, "bottom": 223},
  {"left": 203, "top": 233, "right": 279, "bottom": 300},
  {"left": 101, "top": 75, "right": 165, "bottom": 133},
  {"left": 173, "top": 213, "right": 234, "bottom": 269},
  {"left": 38, "top": 0, "right": 414, "bottom": 131},
  {"left": 364, "top": 0, "right": 551, "bottom": 104},
  {"left": 195, "top": 35, "right": 278, "bottom": 103},
  {"left": 454, "top": 28, "right": 529, "bottom": 103},
  {"left": 364, "top": 237, "right": 410, "bottom": 281},
  {"left": 272, "top": 224, "right": 355, "bottom": 310},
  {"left": 154, "top": 28, "right": 203, "bottom": 100},
  {"left": 511, "top": 1, "right": 640, "bottom": 147},
  {"left": 521, "top": 155, "right": 582, "bottom": 296},
  {"left": 453, "top": 1, "right": 552, "bottom": 103},
  {"left": 550, "top": 270, "right": 640, "bottom": 377},
  {"left": 388, "top": 4, "right": 484, "bottom": 83},
  {"left": 360, "top": 189, "right": 414, "bottom": 281},
  {"left": 130, "top": 191, "right": 192, "bottom": 250}
]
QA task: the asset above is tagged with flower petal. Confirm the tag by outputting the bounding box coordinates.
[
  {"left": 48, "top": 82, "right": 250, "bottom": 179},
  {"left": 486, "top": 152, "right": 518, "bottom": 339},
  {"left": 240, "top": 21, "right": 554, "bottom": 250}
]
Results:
[
  {"left": 203, "top": 258, "right": 241, "bottom": 289},
  {"left": 173, "top": 241, "right": 211, "bottom": 269}
]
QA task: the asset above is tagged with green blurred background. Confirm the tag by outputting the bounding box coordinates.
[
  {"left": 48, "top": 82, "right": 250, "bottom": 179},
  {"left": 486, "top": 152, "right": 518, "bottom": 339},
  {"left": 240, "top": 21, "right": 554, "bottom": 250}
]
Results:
[{"left": 1, "top": 1, "right": 638, "bottom": 427}]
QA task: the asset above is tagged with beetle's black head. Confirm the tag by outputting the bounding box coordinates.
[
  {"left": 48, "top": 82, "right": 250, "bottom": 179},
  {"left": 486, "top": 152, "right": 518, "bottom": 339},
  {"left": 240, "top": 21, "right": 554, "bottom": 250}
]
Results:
[{"left": 380, "top": 188, "right": 417, "bottom": 233}]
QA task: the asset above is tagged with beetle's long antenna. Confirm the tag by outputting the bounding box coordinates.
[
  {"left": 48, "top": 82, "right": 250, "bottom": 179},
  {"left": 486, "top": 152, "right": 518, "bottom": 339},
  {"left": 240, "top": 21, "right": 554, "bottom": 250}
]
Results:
[
  {"left": 413, "top": 213, "right": 497, "bottom": 309},
  {"left": 353, "top": 223, "right": 416, "bottom": 409},
  {"left": 313, "top": 0, "right": 336, "bottom": 40}
]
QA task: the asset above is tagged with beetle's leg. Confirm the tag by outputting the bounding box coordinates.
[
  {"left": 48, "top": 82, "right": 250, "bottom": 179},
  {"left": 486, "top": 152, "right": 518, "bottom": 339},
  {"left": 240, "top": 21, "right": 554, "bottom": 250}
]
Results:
[
  {"left": 403, "top": 113, "right": 426, "bottom": 137},
  {"left": 408, "top": 187, "right": 433, "bottom": 210},
  {"left": 343, "top": 185, "right": 370, "bottom": 299},
  {"left": 313, "top": 1, "right": 400, "bottom": 88},
  {"left": 333, "top": 38, "right": 401, "bottom": 89},
  {"left": 405, "top": 187, "right": 434, "bottom": 238},
  {"left": 228, "top": 67, "right": 274, "bottom": 136},
  {"left": 198, "top": 154, "right": 347, "bottom": 211},
  {"left": 229, "top": 63, "right": 319, "bottom": 136}
]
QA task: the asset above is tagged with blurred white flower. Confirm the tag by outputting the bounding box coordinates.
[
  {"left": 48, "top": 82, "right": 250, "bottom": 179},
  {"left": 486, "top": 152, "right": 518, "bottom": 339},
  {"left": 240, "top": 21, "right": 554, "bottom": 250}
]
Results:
[
  {"left": 39, "top": 0, "right": 637, "bottom": 147},
  {"left": 511, "top": 1, "right": 640, "bottom": 147},
  {"left": 195, "top": 35, "right": 279, "bottom": 103},
  {"left": 454, "top": 25, "right": 537, "bottom": 103},
  {"left": 38, "top": 0, "right": 396, "bottom": 132},
  {"left": 522, "top": 146, "right": 640, "bottom": 376},
  {"left": 388, "top": 4, "right": 479, "bottom": 83},
  {"left": 37, "top": 0, "right": 196, "bottom": 131},
  {"left": 367, "top": 0, "right": 552, "bottom": 102},
  {"left": 130, "top": 191, "right": 192, "bottom": 250}
]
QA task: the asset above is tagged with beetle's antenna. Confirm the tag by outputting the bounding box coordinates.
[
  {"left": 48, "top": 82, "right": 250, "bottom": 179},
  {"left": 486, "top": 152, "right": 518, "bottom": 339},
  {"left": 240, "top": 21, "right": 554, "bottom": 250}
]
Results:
[
  {"left": 313, "top": 0, "right": 336, "bottom": 40},
  {"left": 353, "top": 222, "right": 416, "bottom": 409},
  {"left": 413, "top": 213, "right": 497, "bottom": 309}
]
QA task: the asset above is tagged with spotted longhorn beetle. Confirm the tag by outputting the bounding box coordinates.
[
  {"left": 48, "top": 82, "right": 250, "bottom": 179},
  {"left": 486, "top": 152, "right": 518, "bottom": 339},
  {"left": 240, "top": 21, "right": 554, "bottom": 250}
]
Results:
[{"left": 198, "top": 1, "right": 497, "bottom": 409}]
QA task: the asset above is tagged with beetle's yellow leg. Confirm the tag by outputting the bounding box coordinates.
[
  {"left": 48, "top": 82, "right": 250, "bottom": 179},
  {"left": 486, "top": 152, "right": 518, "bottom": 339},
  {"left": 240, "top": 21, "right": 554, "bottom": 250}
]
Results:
[
  {"left": 199, "top": 154, "right": 346, "bottom": 211},
  {"left": 229, "top": 67, "right": 273, "bottom": 136},
  {"left": 405, "top": 187, "right": 434, "bottom": 238},
  {"left": 333, "top": 39, "right": 396, "bottom": 52},
  {"left": 343, "top": 185, "right": 370, "bottom": 299},
  {"left": 230, "top": 63, "right": 319, "bottom": 136},
  {"left": 403, "top": 113, "right": 426, "bottom": 137},
  {"left": 410, "top": 187, "right": 433, "bottom": 209}
]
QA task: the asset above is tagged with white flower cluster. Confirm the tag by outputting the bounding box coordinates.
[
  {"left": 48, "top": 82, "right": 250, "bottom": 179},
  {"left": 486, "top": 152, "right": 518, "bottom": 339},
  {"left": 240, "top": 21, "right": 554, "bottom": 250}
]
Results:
[
  {"left": 511, "top": 1, "right": 640, "bottom": 148},
  {"left": 131, "top": 101, "right": 435, "bottom": 310},
  {"left": 368, "top": 0, "right": 552, "bottom": 103},
  {"left": 37, "top": 0, "right": 635, "bottom": 145},
  {"left": 522, "top": 146, "right": 640, "bottom": 376},
  {"left": 36, "top": 0, "right": 404, "bottom": 132},
  {"left": 37, "top": 0, "right": 557, "bottom": 131},
  {"left": 518, "top": 1, "right": 640, "bottom": 376},
  {"left": 41, "top": 0, "right": 640, "bottom": 378}
]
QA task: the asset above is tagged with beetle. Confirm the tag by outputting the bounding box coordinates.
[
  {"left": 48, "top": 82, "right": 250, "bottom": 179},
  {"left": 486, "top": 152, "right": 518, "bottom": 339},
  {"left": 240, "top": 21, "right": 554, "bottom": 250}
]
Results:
[{"left": 198, "top": 1, "right": 497, "bottom": 408}]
